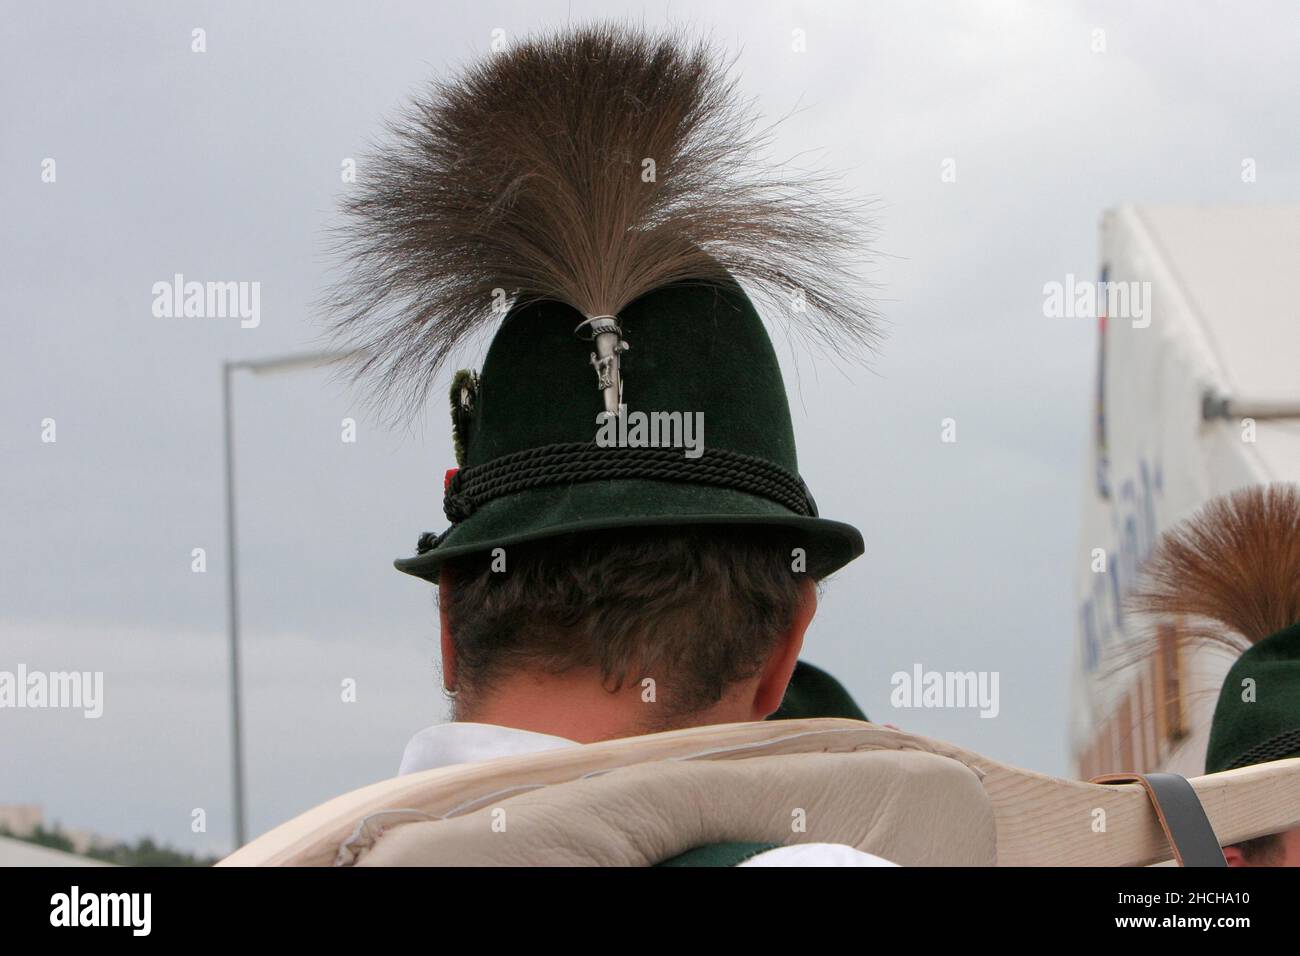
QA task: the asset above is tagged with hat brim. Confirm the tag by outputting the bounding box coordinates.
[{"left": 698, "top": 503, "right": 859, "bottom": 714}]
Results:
[{"left": 394, "top": 478, "right": 863, "bottom": 582}]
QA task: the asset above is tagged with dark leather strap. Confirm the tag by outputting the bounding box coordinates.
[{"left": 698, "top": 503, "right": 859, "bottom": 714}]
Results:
[{"left": 1092, "top": 772, "right": 1227, "bottom": 867}]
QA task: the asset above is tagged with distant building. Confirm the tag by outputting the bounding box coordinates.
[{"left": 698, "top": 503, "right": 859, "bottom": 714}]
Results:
[
  {"left": 0, "top": 803, "right": 43, "bottom": 836},
  {"left": 0, "top": 803, "right": 114, "bottom": 865}
]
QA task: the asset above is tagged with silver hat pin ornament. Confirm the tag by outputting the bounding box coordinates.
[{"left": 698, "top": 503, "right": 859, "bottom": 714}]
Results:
[{"left": 576, "top": 314, "right": 629, "bottom": 417}]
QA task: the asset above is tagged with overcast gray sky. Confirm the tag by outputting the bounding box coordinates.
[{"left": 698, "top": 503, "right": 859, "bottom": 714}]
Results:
[{"left": 3, "top": 1, "right": 1297, "bottom": 856}]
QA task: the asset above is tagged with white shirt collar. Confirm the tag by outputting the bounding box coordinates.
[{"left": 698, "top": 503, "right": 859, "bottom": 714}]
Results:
[{"left": 398, "top": 721, "right": 579, "bottom": 776}]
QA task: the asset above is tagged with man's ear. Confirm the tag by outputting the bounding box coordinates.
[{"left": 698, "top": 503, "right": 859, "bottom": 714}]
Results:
[
  {"left": 1222, "top": 845, "right": 1248, "bottom": 867},
  {"left": 751, "top": 578, "right": 816, "bottom": 719},
  {"left": 438, "top": 569, "right": 457, "bottom": 695}
]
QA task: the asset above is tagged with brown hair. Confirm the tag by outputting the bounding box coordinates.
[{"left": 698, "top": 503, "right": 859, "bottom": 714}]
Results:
[
  {"left": 440, "top": 526, "right": 808, "bottom": 725},
  {"left": 1234, "top": 832, "right": 1283, "bottom": 865}
]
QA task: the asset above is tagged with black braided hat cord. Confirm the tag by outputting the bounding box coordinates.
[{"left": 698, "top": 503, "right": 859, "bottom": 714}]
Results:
[
  {"left": 1224, "top": 727, "right": 1300, "bottom": 771},
  {"left": 416, "top": 442, "right": 818, "bottom": 554}
]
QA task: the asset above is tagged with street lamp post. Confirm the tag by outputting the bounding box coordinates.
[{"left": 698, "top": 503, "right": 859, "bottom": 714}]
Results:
[
  {"left": 221, "top": 350, "right": 359, "bottom": 850},
  {"left": 220, "top": 361, "right": 247, "bottom": 850}
]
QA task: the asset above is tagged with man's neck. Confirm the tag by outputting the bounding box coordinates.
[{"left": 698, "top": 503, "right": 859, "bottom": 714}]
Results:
[{"left": 459, "top": 668, "right": 757, "bottom": 743}]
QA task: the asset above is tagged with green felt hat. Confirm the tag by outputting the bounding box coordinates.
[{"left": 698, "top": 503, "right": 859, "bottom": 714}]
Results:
[
  {"left": 394, "top": 280, "right": 864, "bottom": 582},
  {"left": 769, "top": 660, "right": 868, "bottom": 722},
  {"left": 1205, "top": 620, "right": 1300, "bottom": 773},
  {"left": 325, "top": 27, "right": 875, "bottom": 583}
]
